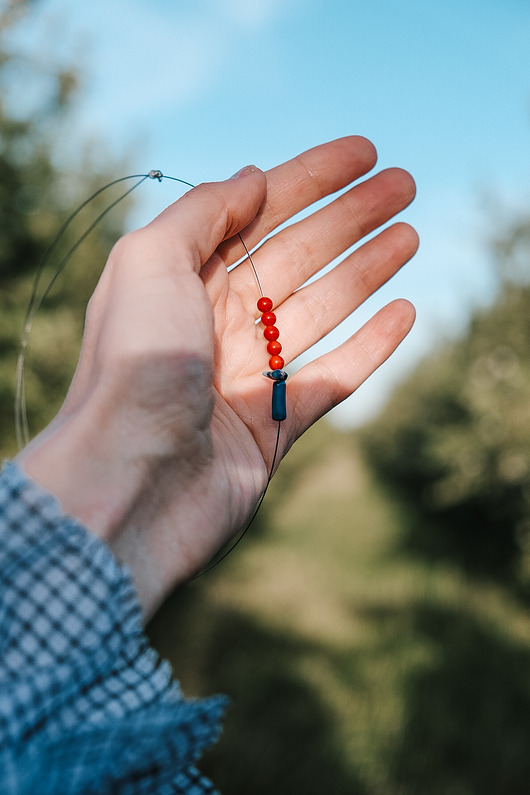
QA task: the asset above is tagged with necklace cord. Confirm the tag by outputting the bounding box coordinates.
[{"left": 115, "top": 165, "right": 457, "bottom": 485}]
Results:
[
  {"left": 192, "top": 419, "right": 282, "bottom": 579},
  {"left": 15, "top": 170, "right": 284, "bottom": 575},
  {"left": 15, "top": 174, "right": 150, "bottom": 448}
]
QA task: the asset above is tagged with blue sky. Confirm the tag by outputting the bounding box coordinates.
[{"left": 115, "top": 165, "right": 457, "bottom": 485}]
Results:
[{"left": 8, "top": 0, "right": 530, "bottom": 424}]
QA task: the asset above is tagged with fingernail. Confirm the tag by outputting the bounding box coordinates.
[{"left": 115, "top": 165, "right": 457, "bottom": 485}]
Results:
[{"left": 230, "top": 165, "right": 258, "bottom": 179}]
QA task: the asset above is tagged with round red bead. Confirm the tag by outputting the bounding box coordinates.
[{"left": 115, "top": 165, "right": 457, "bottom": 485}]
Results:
[
  {"left": 257, "top": 296, "right": 273, "bottom": 313},
  {"left": 267, "top": 340, "right": 282, "bottom": 355},
  {"left": 261, "top": 311, "right": 276, "bottom": 326},
  {"left": 269, "top": 355, "right": 285, "bottom": 370},
  {"left": 263, "top": 326, "right": 279, "bottom": 341}
]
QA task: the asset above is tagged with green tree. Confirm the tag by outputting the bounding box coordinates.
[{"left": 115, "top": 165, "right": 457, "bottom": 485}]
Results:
[
  {"left": 360, "top": 207, "right": 530, "bottom": 590},
  {"left": 0, "top": 0, "right": 129, "bottom": 457}
]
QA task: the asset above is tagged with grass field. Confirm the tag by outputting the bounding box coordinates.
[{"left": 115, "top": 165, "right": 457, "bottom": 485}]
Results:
[{"left": 148, "top": 420, "right": 530, "bottom": 794}]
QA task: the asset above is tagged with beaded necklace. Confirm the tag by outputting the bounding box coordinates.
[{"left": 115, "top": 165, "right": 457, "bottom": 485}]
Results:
[{"left": 16, "top": 169, "right": 288, "bottom": 575}]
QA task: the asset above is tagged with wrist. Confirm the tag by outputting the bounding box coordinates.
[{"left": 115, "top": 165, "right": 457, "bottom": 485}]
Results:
[{"left": 15, "top": 396, "right": 142, "bottom": 543}]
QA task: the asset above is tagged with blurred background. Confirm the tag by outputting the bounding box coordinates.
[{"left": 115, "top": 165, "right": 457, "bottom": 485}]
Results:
[{"left": 2, "top": 0, "right": 530, "bottom": 792}]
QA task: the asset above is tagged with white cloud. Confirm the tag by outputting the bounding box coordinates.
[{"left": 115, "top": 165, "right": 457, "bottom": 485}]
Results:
[
  {"left": 7, "top": 0, "right": 306, "bottom": 145},
  {"left": 70, "top": 1, "right": 219, "bottom": 120},
  {"left": 9, "top": 0, "right": 231, "bottom": 134}
]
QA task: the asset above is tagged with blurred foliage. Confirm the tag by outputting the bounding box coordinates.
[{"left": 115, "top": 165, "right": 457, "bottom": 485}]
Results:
[
  {"left": 0, "top": 0, "right": 129, "bottom": 457},
  {"left": 150, "top": 420, "right": 530, "bottom": 794},
  {"left": 150, "top": 194, "right": 530, "bottom": 793},
  {"left": 6, "top": 4, "right": 530, "bottom": 793},
  {"left": 360, "top": 213, "right": 530, "bottom": 591}
]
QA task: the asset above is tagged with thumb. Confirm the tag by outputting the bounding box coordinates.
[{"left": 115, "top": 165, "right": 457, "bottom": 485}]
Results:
[{"left": 141, "top": 165, "right": 267, "bottom": 270}]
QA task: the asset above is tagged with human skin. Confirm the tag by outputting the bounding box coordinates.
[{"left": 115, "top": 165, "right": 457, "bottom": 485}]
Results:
[{"left": 16, "top": 136, "right": 419, "bottom": 618}]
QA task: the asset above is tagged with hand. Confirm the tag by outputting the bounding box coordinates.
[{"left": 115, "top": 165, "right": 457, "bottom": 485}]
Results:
[{"left": 16, "top": 137, "right": 418, "bottom": 618}]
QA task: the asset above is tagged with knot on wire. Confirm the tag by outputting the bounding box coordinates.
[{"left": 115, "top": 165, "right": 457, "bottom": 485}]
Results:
[
  {"left": 148, "top": 170, "right": 163, "bottom": 182},
  {"left": 262, "top": 369, "right": 288, "bottom": 382}
]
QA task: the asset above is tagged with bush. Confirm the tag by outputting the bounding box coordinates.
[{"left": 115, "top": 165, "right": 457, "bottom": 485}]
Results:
[{"left": 361, "top": 220, "right": 530, "bottom": 589}]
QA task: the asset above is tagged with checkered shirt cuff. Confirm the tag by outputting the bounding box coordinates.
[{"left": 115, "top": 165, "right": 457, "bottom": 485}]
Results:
[{"left": 0, "top": 461, "right": 226, "bottom": 794}]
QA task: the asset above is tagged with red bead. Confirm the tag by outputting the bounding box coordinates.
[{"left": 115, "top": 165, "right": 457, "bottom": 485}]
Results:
[
  {"left": 267, "top": 340, "right": 282, "bottom": 355},
  {"left": 257, "top": 296, "right": 273, "bottom": 313},
  {"left": 263, "top": 326, "right": 279, "bottom": 341},
  {"left": 261, "top": 311, "right": 276, "bottom": 326},
  {"left": 269, "top": 355, "right": 285, "bottom": 370}
]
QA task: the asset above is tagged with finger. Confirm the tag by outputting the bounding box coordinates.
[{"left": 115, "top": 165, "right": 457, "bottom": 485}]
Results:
[
  {"left": 273, "top": 222, "right": 419, "bottom": 364},
  {"left": 217, "top": 136, "right": 378, "bottom": 265},
  {"left": 231, "top": 168, "right": 416, "bottom": 309},
  {"left": 287, "top": 299, "right": 416, "bottom": 433},
  {"left": 119, "top": 166, "right": 267, "bottom": 273}
]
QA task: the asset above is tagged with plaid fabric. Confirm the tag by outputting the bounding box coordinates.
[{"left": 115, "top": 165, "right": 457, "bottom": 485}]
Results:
[{"left": 0, "top": 461, "right": 226, "bottom": 794}]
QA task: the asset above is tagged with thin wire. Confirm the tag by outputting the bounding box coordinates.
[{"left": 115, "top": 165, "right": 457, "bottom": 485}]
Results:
[
  {"left": 15, "top": 169, "right": 280, "bottom": 575},
  {"left": 16, "top": 174, "right": 149, "bottom": 447},
  {"left": 237, "top": 232, "right": 264, "bottom": 297},
  {"left": 157, "top": 174, "right": 195, "bottom": 190},
  {"left": 16, "top": 172, "right": 267, "bottom": 447},
  {"left": 193, "top": 419, "right": 282, "bottom": 578},
  {"left": 164, "top": 174, "right": 264, "bottom": 296},
  {"left": 15, "top": 172, "right": 205, "bottom": 448}
]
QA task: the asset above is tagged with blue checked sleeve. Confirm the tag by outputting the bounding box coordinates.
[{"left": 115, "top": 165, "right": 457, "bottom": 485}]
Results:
[{"left": 0, "top": 461, "right": 227, "bottom": 795}]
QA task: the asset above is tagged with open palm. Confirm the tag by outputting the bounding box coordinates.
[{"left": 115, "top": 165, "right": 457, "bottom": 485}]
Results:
[{"left": 18, "top": 137, "right": 418, "bottom": 617}]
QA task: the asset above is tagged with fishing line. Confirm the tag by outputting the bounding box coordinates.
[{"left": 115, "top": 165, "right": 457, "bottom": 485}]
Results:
[
  {"left": 16, "top": 169, "right": 287, "bottom": 575},
  {"left": 15, "top": 172, "right": 194, "bottom": 448},
  {"left": 193, "top": 419, "right": 282, "bottom": 578}
]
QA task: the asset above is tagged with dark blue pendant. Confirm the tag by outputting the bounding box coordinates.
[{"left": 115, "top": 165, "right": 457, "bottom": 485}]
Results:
[{"left": 272, "top": 379, "right": 287, "bottom": 421}]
